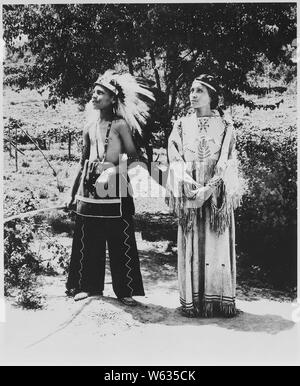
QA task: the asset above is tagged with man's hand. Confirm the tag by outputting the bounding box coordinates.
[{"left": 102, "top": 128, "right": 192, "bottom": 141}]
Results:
[
  {"left": 64, "top": 197, "right": 76, "bottom": 212},
  {"left": 215, "top": 158, "right": 227, "bottom": 177}
]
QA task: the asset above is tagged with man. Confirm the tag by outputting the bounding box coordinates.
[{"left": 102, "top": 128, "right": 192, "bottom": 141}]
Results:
[{"left": 66, "top": 71, "right": 155, "bottom": 306}]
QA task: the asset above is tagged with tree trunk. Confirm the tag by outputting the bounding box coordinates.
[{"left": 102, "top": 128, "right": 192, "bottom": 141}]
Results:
[
  {"left": 127, "top": 50, "right": 134, "bottom": 75},
  {"left": 8, "top": 126, "right": 12, "bottom": 157},
  {"left": 145, "top": 144, "right": 153, "bottom": 173},
  {"left": 68, "top": 131, "right": 72, "bottom": 159},
  {"left": 15, "top": 127, "right": 18, "bottom": 172},
  {"left": 168, "top": 85, "right": 178, "bottom": 121},
  {"left": 165, "top": 69, "right": 171, "bottom": 103},
  {"left": 150, "top": 49, "right": 161, "bottom": 91}
]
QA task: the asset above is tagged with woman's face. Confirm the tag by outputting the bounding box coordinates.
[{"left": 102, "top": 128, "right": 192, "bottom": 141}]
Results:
[
  {"left": 91, "top": 85, "right": 114, "bottom": 110},
  {"left": 190, "top": 81, "right": 211, "bottom": 109}
]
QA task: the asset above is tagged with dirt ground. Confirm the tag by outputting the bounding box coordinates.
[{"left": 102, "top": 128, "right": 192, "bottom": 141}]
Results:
[{"left": 1, "top": 235, "right": 299, "bottom": 366}]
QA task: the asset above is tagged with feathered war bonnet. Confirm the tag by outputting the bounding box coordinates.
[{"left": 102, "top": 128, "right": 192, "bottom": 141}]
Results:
[{"left": 93, "top": 70, "right": 155, "bottom": 135}]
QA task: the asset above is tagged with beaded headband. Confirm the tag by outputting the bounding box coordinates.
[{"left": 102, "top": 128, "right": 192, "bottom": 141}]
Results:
[
  {"left": 94, "top": 76, "right": 118, "bottom": 95},
  {"left": 195, "top": 79, "right": 217, "bottom": 92}
]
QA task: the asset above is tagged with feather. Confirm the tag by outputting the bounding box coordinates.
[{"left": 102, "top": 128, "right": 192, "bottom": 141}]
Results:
[{"left": 93, "top": 70, "right": 155, "bottom": 136}]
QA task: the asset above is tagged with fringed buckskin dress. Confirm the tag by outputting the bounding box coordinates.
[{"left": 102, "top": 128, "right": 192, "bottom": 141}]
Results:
[{"left": 166, "top": 111, "right": 242, "bottom": 317}]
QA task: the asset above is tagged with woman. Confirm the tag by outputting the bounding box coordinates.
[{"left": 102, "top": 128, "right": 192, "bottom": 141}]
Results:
[{"left": 166, "top": 74, "right": 242, "bottom": 317}]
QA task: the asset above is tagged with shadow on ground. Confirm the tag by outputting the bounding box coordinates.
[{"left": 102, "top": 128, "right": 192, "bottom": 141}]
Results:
[{"left": 90, "top": 295, "right": 295, "bottom": 336}]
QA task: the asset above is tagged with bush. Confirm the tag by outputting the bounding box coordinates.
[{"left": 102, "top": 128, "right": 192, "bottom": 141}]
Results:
[
  {"left": 47, "top": 212, "right": 75, "bottom": 235},
  {"left": 4, "top": 118, "right": 30, "bottom": 145},
  {"left": 235, "top": 121, "right": 297, "bottom": 289},
  {"left": 4, "top": 221, "right": 42, "bottom": 290},
  {"left": 4, "top": 219, "right": 46, "bottom": 308},
  {"left": 45, "top": 239, "right": 70, "bottom": 276},
  {"left": 38, "top": 189, "right": 49, "bottom": 199},
  {"left": 4, "top": 189, "right": 46, "bottom": 308},
  {"left": 5, "top": 189, "right": 40, "bottom": 219},
  {"left": 15, "top": 267, "right": 44, "bottom": 310}
]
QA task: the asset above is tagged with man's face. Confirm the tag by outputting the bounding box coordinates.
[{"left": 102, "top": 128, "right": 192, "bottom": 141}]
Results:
[
  {"left": 190, "top": 81, "right": 211, "bottom": 109},
  {"left": 91, "top": 85, "right": 114, "bottom": 110}
]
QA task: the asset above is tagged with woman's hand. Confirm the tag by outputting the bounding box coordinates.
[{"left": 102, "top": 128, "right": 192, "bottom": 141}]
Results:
[{"left": 185, "top": 186, "right": 214, "bottom": 208}]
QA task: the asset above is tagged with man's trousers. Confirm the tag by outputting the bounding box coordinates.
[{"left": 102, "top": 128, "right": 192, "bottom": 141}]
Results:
[{"left": 66, "top": 213, "right": 145, "bottom": 298}]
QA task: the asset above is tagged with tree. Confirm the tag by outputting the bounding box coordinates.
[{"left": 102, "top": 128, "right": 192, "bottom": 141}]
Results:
[{"left": 3, "top": 3, "right": 296, "bottom": 149}]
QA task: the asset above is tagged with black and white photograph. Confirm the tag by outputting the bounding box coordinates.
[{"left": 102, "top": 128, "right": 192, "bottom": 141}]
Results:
[{"left": 0, "top": 1, "right": 299, "bottom": 367}]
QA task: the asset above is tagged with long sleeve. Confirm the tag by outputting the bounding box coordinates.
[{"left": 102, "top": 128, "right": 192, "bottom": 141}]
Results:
[
  {"left": 223, "top": 128, "right": 243, "bottom": 209},
  {"left": 209, "top": 114, "right": 243, "bottom": 234}
]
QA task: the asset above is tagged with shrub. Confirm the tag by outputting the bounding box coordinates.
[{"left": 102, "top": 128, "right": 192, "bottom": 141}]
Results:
[
  {"left": 14, "top": 267, "right": 44, "bottom": 309},
  {"left": 5, "top": 189, "right": 40, "bottom": 218},
  {"left": 45, "top": 239, "right": 70, "bottom": 276},
  {"left": 38, "top": 189, "right": 49, "bottom": 199},
  {"left": 4, "top": 189, "right": 46, "bottom": 307},
  {"left": 4, "top": 221, "right": 42, "bottom": 292},
  {"left": 4, "top": 219, "right": 46, "bottom": 308},
  {"left": 235, "top": 121, "right": 297, "bottom": 289},
  {"left": 4, "top": 118, "right": 30, "bottom": 145},
  {"left": 47, "top": 212, "right": 75, "bottom": 235}
]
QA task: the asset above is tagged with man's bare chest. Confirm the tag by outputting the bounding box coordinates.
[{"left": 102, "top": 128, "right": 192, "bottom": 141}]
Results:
[{"left": 89, "top": 124, "right": 123, "bottom": 163}]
